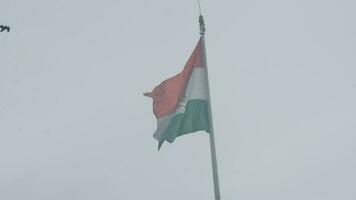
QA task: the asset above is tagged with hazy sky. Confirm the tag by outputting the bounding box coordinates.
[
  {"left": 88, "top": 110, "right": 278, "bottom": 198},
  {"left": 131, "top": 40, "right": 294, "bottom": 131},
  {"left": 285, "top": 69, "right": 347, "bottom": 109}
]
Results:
[{"left": 1, "top": 0, "right": 356, "bottom": 199}]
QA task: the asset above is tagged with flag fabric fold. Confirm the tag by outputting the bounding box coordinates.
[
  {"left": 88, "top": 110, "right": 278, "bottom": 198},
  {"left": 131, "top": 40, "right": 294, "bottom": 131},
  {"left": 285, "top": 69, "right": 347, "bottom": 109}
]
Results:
[{"left": 145, "top": 36, "right": 211, "bottom": 150}]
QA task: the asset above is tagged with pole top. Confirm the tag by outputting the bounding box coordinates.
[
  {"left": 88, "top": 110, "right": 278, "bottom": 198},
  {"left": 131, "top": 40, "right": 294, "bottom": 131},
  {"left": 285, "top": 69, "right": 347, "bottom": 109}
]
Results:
[
  {"left": 199, "top": 15, "right": 206, "bottom": 35},
  {"left": 197, "top": 0, "right": 205, "bottom": 35}
]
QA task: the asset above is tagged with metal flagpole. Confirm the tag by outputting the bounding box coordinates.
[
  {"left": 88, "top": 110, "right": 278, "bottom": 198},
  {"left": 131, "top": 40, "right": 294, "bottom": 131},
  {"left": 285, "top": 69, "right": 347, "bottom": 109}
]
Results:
[{"left": 199, "top": 11, "right": 222, "bottom": 200}]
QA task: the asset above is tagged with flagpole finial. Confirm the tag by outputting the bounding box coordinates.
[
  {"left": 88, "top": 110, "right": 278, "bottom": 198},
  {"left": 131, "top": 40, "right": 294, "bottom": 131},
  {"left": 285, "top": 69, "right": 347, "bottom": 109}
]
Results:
[
  {"left": 199, "top": 15, "right": 206, "bottom": 35},
  {"left": 197, "top": 0, "right": 205, "bottom": 35}
]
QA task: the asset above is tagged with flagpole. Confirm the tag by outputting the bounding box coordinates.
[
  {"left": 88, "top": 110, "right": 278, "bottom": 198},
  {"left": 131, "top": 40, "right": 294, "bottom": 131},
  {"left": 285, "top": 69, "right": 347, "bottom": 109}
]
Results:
[{"left": 199, "top": 14, "right": 222, "bottom": 200}]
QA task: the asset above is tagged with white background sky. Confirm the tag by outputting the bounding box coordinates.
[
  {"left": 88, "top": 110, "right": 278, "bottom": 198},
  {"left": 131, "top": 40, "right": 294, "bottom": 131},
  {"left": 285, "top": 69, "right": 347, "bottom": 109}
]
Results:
[{"left": 1, "top": 0, "right": 356, "bottom": 199}]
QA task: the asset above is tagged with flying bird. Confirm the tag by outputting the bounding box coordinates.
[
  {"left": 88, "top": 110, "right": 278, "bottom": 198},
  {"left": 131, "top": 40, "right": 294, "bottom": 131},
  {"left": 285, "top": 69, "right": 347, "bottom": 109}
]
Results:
[{"left": 0, "top": 25, "right": 10, "bottom": 32}]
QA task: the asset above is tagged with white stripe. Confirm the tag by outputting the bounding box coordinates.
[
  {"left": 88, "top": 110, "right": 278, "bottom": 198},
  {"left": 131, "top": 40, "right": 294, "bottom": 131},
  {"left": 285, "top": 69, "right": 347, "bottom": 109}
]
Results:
[
  {"left": 153, "top": 104, "right": 185, "bottom": 140},
  {"left": 185, "top": 67, "right": 209, "bottom": 101},
  {"left": 153, "top": 113, "right": 175, "bottom": 140}
]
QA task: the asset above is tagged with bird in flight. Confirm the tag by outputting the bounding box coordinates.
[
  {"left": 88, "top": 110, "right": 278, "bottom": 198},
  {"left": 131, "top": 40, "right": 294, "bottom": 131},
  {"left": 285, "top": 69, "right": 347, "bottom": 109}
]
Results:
[{"left": 0, "top": 25, "right": 10, "bottom": 32}]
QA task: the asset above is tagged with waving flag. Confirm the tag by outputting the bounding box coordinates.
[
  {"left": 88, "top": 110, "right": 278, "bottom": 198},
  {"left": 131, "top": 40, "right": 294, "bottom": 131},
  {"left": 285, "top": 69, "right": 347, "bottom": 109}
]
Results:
[{"left": 144, "top": 36, "right": 211, "bottom": 150}]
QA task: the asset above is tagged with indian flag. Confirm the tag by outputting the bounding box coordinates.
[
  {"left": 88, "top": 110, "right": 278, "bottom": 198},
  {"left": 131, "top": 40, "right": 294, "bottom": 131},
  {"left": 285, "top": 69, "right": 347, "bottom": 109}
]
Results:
[{"left": 144, "top": 36, "right": 212, "bottom": 150}]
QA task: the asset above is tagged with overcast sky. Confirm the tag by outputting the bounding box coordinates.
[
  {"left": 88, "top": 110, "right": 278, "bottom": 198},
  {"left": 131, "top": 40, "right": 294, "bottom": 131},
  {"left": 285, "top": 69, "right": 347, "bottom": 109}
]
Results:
[{"left": 1, "top": 0, "right": 356, "bottom": 200}]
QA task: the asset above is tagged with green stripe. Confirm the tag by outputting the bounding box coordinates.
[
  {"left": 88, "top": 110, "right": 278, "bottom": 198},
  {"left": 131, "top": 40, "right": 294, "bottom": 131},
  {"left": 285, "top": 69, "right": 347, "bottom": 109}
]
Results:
[{"left": 162, "top": 99, "right": 211, "bottom": 145}]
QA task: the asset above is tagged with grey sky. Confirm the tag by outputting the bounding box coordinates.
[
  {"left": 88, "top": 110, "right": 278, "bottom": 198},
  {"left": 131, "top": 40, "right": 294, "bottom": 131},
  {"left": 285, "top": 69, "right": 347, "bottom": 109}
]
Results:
[{"left": 1, "top": 0, "right": 356, "bottom": 199}]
